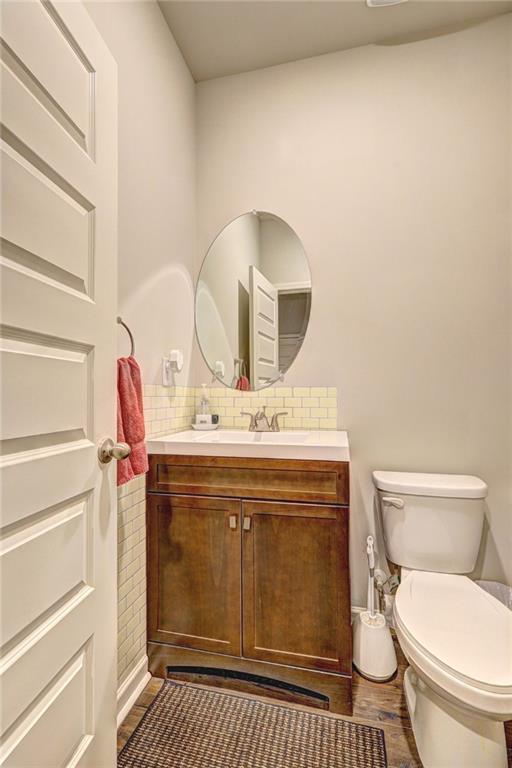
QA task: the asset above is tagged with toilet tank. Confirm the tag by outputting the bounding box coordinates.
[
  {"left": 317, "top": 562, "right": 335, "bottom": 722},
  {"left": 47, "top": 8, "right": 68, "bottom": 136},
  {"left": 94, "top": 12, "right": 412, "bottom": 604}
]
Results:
[{"left": 373, "top": 471, "right": 487, "bottom": 574}]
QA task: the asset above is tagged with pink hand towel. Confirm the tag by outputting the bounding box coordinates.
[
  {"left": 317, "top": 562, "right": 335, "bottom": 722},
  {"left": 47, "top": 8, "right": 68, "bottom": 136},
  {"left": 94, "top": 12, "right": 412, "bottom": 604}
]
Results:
[
  {"left": 235, "top": 375, "right": 250, "bottom": 391},
  {"left": 117, "top": 356, "right": 148, "bottom": 486}
]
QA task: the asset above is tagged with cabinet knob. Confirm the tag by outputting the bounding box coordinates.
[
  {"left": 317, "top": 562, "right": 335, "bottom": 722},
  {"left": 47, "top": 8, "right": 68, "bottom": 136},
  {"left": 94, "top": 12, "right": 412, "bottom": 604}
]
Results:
[
  {"left": 229, "top": 515, "right": 237, "bottom": 530},
  {"left": 243, "top": 517, "right": 251, "bottom": 531}
]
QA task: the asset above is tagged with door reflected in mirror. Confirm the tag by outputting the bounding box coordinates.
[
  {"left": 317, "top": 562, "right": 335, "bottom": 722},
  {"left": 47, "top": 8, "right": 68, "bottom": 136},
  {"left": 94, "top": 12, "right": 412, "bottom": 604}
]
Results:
[{"left": 195, "top": 211, "right": 312, "bottom": 391}]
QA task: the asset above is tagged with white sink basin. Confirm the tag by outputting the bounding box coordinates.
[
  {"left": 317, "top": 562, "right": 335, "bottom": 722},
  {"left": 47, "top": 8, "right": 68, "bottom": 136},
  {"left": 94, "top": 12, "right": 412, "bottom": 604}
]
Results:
[
  {"left": 195, "top": 430, "right": 312, "bottom": 444},
  {"left": 147, "top": 429, "right": 349, "bottom": 462}
]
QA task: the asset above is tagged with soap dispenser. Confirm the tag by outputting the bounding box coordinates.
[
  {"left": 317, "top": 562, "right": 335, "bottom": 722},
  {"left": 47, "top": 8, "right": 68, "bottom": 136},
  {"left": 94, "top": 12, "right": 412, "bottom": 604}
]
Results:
[
  {"left": 198, "top": 384, "right": 210, "bottom": 417},
  {"left": 193, "top": 385, "right": 218, "bottom": 430}
]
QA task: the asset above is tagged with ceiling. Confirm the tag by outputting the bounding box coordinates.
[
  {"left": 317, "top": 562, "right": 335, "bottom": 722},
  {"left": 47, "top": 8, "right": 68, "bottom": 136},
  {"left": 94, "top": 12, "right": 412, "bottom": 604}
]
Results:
[{"left": 159, "top": 0, "right": 512, "bottom": 82}]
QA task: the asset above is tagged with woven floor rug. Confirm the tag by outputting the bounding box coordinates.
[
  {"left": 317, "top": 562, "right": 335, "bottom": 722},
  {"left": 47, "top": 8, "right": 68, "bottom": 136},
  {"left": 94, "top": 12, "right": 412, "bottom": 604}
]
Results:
[{"left": 118, "top": 681, "right": 387, "bottom": 768}]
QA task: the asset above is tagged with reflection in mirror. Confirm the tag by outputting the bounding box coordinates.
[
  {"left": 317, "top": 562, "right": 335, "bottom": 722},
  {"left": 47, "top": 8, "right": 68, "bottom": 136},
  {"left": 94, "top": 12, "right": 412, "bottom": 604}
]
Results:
[{"left": 195, "top": 211, "right": 312, "bottom": 391}]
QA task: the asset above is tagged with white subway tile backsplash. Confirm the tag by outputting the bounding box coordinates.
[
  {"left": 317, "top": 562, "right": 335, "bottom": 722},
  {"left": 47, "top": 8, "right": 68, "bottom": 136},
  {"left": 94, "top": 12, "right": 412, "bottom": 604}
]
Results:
[
  {"left": 282, "top": 416, "right": 301, "bottom": 428},
  {"left": 117, "top": 475, "right": 146, "bottom": 686},
  {"left": 143, "top": 384, "right": 338, "bottom": 435}
]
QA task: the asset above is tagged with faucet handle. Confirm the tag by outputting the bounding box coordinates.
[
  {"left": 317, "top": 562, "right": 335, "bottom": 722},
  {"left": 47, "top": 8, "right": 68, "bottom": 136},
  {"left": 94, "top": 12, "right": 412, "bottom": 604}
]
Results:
[{"left": 270, "top": 411, "right": 288, "bottom": 432}]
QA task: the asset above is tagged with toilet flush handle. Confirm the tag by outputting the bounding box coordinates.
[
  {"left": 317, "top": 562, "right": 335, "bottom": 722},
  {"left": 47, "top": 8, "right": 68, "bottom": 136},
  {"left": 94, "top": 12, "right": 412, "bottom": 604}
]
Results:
[{"left": 381, "top": 496, "right": 404, "bottom": 509}]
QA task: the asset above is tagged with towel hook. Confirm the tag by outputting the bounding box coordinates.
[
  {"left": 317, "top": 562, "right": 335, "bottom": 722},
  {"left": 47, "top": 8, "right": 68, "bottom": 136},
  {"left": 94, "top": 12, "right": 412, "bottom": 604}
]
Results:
[{"left": 117, "top": 316, "right": 135, "bottom": 356}]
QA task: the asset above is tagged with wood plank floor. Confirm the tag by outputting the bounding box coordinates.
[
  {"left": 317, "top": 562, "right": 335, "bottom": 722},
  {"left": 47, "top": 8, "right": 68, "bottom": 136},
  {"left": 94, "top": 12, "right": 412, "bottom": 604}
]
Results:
[{"left": 118, "top": 638, "right": 512, "bottom": 768}]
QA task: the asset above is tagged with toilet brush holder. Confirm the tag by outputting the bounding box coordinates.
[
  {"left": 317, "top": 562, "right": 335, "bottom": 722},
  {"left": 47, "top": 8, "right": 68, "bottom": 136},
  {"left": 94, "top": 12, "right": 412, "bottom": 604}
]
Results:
[{"left": 353, "top": 610, "right": 397, "bottom": 682}]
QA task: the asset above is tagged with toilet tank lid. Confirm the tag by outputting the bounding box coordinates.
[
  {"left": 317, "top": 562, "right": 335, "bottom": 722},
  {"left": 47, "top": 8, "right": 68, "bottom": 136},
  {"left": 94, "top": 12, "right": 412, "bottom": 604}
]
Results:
[{"left": 372, "top": 471, "right": 488, "bottom": 499}]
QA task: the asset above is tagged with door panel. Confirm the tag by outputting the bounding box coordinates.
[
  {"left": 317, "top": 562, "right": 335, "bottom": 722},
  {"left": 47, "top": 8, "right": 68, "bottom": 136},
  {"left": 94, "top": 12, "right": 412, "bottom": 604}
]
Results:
[
  {"left": 249, "top": 265, "right": 279, "bottom": 388},
  {"left": 1, "top": 594, "right": 94, "bottom": 737},
  {"left": 242, "top": 501, "right": 351, "bottom": 674},
  {"left": 0, "top": 1, "right": 92, "bottom": 142},
  {"left": 148, "top": 494, "right": 241, "bottom": 656},
  {"left": 2, "top": 646, "right": 93, "bottom": 768},
  {"left": 1, "top": 333, "right": 89, "bottom": 448},
  {"left": 1, "top": 495, "right": 91, "bottom": 648},
  {"left": 0, "top": 2, "right": 117, "bottom": 766},
  {"left": 1, "top": 143, "right": 92, "bottom": 292}
]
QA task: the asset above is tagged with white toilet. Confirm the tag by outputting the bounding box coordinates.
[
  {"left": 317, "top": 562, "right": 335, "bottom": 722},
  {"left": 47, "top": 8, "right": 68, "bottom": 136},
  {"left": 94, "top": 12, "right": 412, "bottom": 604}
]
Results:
[{"left": 373, "top": 470, "right": 512, "bottom": 768}]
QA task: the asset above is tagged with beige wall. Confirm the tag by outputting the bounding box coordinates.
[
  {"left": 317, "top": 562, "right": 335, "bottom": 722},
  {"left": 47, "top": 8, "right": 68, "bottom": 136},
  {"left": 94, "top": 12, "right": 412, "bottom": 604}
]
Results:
[
  {"left": 196, "top": 16, "right": 512, "bottom": 603},
  {"left": 87, "top": 0, "right": 196, "bottom": 388},
  {"left": 86, "top": 0, "right": 196, "bottom": 688}
]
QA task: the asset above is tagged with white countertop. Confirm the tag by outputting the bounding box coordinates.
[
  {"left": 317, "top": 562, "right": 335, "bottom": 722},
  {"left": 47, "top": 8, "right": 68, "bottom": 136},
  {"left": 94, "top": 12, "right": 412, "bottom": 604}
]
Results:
[{"left": 147, "top": 429, "right": 349, "bottom": 462}]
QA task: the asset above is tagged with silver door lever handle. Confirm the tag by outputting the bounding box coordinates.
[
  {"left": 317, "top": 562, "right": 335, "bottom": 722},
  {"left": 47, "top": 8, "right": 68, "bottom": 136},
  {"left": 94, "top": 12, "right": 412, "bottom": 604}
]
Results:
[{"left": 98, "top": 437, "right": 131, "bottom": 464}]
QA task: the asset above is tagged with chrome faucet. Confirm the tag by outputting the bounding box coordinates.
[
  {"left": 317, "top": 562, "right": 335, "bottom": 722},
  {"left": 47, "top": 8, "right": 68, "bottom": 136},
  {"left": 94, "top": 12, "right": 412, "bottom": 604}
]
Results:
[
  {"left": 240, "top": 406, "right": 288, "bottom": 432},
  {"left": 254, "top": 406, "right": 271, "bottom": 431}
]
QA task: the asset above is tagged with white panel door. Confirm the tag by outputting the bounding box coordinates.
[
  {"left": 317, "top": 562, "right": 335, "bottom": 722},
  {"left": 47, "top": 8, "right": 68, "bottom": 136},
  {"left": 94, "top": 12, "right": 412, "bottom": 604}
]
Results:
[
  {"left": 249, "top": 265, "right": 279, "bottom": 388},
  {"left": 0, "top": 2, "right": 118, "bottom": 766}
]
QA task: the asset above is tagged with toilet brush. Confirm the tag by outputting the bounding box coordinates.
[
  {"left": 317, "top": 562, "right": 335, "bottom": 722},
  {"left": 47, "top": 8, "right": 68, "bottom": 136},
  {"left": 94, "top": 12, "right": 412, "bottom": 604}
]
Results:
[{"left": 353, "top": 535, "right": 397, "bottom": 682}]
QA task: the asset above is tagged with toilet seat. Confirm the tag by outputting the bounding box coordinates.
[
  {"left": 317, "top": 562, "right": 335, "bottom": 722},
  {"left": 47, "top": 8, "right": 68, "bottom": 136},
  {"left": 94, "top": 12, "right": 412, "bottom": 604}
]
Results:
[{"left": 394, "top": 571, "right": 512, "bottom": 719}]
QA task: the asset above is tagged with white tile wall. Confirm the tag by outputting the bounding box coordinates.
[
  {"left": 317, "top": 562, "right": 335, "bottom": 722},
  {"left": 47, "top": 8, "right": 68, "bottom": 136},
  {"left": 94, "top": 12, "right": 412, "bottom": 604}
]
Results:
[
  {"left": 117, "top": 475, "right": 146, "bottom": 685},
  {"left": 143, "top": 385, "right": 196, "bottom": 439},
  {"left": 194, "top": 385, "right": 338, "bottom": 431},
  {"left": 143, "top": 384, "right": 338, "bottom": 438}
]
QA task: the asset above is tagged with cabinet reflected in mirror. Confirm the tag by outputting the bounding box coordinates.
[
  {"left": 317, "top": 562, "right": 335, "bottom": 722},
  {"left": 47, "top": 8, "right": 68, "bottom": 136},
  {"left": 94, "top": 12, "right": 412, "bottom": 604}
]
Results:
[{"left": 195, "top": 211, "right": 312, "bottom": 391}]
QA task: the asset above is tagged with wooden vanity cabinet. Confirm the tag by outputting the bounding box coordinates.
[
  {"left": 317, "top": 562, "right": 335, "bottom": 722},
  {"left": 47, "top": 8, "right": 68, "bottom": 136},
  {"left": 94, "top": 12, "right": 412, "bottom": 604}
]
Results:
[{"left": 147, "top": 454, "right": 352, "bottom": 714}]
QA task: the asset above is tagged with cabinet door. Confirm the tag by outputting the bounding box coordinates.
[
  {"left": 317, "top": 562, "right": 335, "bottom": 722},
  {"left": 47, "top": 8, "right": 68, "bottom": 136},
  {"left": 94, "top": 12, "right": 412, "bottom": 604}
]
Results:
[
  {"left": 242, "top": 501, "right": 351, "bottom": 674},
  {"left": 147, "top": 494, "right": 241, "bottom": 655}
]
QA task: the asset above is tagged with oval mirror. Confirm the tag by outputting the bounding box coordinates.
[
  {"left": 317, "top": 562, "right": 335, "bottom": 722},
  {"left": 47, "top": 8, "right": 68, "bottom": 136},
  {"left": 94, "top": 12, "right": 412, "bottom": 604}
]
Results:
[{"left": 195, "top": 211, "right": 312, "bottom": 391}]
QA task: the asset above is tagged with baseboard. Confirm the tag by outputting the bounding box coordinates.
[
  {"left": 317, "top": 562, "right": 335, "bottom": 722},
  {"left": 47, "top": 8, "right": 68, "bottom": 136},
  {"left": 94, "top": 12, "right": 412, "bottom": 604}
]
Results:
[{"left": 117, "top": 655, "right": 151, "bottom": 727}]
